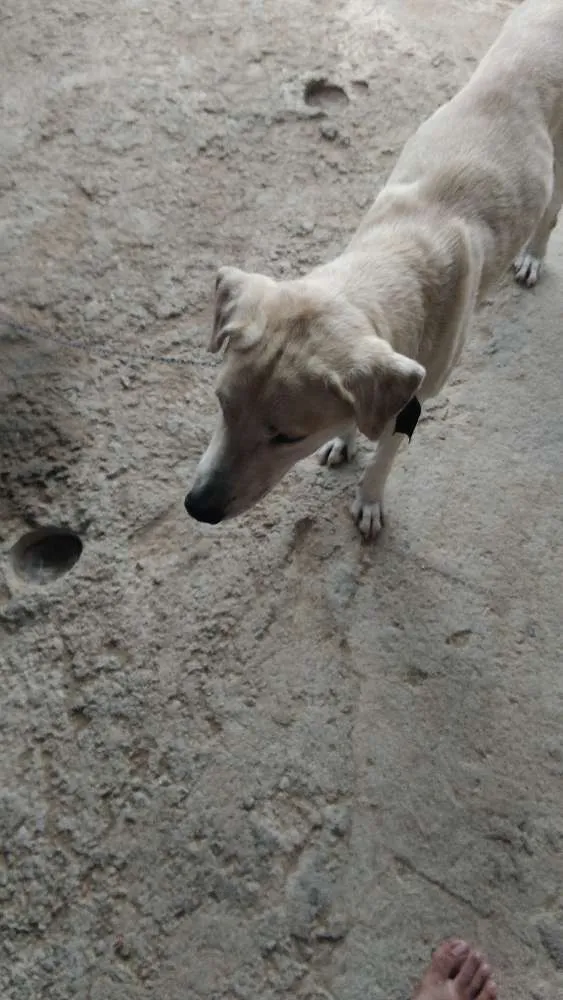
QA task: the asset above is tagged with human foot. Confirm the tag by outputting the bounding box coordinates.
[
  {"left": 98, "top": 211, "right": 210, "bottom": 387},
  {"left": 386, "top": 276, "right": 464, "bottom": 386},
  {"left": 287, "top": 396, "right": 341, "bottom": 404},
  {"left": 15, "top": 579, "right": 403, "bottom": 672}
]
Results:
[{"left": 413, "top": 939, "right": 497, "bottom": 1000}]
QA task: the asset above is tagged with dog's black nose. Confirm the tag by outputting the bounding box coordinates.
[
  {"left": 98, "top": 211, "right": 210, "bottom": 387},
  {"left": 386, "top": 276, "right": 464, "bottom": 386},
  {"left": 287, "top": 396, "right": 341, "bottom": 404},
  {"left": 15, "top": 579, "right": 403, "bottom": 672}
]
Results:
[{"left": 184, "top": 490, "right": 224, "bottom": 524}]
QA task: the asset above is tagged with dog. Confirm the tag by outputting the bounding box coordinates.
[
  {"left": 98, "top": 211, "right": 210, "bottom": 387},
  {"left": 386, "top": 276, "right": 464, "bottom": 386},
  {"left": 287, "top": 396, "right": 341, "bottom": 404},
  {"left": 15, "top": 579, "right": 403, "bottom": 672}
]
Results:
[{"left": 186, "top": 0, "right": 563, "bottom": 540}]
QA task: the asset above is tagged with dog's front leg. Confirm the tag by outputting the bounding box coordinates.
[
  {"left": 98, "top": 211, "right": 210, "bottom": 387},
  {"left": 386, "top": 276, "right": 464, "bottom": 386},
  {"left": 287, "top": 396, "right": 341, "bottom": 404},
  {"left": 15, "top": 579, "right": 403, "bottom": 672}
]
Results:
[
  {"left": 318, "top": 425, "right": 358, "bottom": 467},
  {"left": 351, "top": 420, "right": 404, "bottom": 540}
]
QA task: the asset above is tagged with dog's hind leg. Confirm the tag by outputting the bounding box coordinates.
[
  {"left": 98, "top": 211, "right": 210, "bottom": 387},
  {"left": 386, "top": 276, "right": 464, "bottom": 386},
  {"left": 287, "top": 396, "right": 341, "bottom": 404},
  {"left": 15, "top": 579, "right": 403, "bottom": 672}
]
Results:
[{"left": 514, "top": 155, "right": 563, "bottom": 287}]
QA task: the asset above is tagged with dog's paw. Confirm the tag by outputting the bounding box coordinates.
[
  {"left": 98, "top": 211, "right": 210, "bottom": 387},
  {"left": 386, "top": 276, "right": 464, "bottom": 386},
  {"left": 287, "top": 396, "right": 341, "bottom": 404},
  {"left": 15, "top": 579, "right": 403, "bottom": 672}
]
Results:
[
  {"left": 318, "top": 436, "right": 357, "bottom": 468},
  {"left": 513, "top": 250, "right": 542, "bottom": 287},
  {"left": 351, "top": 496, "right": 383, "bottom": 540}
]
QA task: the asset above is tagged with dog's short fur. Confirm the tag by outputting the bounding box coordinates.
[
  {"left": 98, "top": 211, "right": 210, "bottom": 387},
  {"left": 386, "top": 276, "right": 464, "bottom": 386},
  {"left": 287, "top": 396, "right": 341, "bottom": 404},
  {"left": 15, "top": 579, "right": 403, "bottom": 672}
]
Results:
[{"left": 186, "top": 0, "right": 563, "bottom": 538}]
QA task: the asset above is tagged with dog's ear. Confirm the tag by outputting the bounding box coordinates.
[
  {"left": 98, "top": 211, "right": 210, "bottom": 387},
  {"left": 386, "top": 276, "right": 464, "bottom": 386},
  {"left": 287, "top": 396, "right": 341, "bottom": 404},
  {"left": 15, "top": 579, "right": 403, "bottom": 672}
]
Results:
[
  {"left": 209, "top": 266, "right": 276, "bottom": 353},
  {"left": 336, "top": 338, "right": 425, "bottom": 440}
]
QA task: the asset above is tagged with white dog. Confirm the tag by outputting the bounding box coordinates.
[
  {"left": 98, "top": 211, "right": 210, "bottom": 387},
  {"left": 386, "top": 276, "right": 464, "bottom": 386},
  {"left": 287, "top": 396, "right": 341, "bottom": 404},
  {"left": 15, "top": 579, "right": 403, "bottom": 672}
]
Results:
[{"left": 186, "top": 0, "right": 563, "bottom": 539}]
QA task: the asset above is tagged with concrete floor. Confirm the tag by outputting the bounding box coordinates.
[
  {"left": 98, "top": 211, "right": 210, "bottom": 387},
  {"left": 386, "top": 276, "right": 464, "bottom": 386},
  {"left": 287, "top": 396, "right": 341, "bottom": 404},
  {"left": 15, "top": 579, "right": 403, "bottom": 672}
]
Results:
[{"left": 1, "top": 1, "right": 562, "bottom": 998}]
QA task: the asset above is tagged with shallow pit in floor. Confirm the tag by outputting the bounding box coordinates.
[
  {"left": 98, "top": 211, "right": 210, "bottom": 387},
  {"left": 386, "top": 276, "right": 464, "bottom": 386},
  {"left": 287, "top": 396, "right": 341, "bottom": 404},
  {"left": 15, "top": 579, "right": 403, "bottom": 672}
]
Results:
[{"left": 10, "top": 527, "right": 83, "bottom": 584}]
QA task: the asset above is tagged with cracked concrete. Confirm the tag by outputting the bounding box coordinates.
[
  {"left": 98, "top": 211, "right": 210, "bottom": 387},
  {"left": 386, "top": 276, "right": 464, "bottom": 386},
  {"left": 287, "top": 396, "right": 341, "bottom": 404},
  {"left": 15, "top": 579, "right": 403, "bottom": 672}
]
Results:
[{"left": 1, "top": 1, "right": 563, "bottom": 998}]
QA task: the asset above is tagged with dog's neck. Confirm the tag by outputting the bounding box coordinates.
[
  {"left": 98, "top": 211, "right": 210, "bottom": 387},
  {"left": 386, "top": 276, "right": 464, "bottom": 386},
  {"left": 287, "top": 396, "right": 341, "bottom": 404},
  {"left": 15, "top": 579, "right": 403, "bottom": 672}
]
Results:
[{"left": 310, "top": 239, "right": 428, "bottom": 355}]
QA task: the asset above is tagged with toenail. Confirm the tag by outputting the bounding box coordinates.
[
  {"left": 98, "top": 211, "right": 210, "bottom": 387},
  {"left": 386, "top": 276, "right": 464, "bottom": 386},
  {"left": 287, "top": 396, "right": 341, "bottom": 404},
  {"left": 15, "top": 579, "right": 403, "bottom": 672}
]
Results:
[{"left": 452, "top": 941, "right": 469, "bottom": 955}]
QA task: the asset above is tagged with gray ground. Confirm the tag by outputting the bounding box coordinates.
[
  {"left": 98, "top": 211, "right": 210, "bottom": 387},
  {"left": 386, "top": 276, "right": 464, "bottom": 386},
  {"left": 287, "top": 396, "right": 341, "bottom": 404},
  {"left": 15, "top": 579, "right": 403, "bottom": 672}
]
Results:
[{"left": 1, "top": 1, "right": 563, "bottom": 998}]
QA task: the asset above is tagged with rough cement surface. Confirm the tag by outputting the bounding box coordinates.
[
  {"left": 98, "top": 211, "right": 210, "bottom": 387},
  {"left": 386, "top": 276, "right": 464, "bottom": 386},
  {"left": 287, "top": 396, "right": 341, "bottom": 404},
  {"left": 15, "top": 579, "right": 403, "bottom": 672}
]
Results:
[{"left": 1, "top": 1, "right": 563, "bottom": 998}]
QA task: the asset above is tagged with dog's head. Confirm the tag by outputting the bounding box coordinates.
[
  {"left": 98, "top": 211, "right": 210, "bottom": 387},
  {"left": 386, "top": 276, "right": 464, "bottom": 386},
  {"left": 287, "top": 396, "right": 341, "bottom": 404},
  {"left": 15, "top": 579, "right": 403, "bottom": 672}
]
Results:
[{"left": 185, "top": 266, "right": 425, "bottom": 523}]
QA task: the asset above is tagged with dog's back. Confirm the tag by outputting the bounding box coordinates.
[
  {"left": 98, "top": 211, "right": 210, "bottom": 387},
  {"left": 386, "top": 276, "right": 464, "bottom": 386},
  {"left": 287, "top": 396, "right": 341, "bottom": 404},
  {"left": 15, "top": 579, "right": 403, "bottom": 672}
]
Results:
[
  {"left": 472, "top": 0, "right": 563, "bottom": 132},
  {"left": 373, "top": 0, "right": 563, "bottom": 291}
]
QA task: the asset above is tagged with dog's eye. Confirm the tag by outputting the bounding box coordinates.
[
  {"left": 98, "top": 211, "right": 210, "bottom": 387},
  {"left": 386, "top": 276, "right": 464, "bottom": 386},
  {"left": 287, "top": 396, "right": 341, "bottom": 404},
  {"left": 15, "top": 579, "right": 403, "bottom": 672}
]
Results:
[{"left": 270, "top": 431, "right": 306, "bottom": 446}]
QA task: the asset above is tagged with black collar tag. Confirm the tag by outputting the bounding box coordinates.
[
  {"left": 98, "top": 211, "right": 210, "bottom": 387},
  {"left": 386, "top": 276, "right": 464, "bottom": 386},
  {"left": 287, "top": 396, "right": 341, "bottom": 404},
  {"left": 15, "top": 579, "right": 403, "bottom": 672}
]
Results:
[{"left": 394, "top": 395, "right": 421, "bottom": 441}]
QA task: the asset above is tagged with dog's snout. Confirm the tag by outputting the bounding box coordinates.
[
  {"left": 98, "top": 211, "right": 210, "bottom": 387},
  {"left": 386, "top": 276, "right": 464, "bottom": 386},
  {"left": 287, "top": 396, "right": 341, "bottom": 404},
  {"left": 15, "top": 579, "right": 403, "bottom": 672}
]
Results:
[{"left": 185, "top": 484, "right": 226, "bottom": 524}]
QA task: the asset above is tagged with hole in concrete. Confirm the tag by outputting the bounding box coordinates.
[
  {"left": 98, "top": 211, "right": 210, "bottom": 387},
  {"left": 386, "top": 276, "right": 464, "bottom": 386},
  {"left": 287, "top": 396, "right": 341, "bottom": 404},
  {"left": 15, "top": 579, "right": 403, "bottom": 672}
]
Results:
[
  {"left": 304, "top": 78, "right": 349, "bottom": 109},
  {"left": 351, "top": 79, "right": 369, "bottom": 96},
  {"left": 10, "top": 527, "right": 82, "bottom": 584}
]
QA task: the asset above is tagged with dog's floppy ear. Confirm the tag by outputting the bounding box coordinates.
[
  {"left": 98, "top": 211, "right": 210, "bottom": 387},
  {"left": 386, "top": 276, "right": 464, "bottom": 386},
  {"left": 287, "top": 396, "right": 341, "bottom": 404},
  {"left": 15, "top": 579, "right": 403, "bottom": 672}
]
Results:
[
  {"left": 339, "top": 338, "right": 425, "bottom": 440},
  {"left": 209, "top": 266, "right": 276, "bottom": 353}
]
